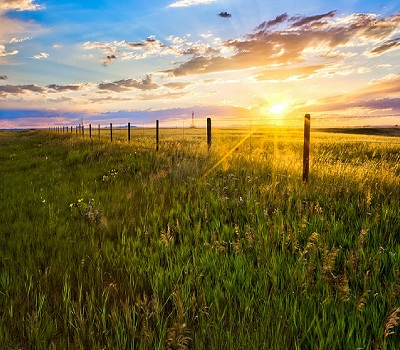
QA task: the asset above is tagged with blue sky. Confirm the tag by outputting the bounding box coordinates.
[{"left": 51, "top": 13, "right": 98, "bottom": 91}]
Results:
[{"left": 1, "top": 0, "right": 400, "bottom": 128}]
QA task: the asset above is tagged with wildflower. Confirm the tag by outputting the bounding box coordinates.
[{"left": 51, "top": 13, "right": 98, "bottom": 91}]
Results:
[
  {"left": 78, "top": 198, "right": 83, "bottom": 203},
  {"left": 69, "top": 203, "right": 74, "bottom": 208}
]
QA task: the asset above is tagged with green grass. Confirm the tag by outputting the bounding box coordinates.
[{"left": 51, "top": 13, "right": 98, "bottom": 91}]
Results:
[{"left": 0, "top": 127, "right": 400, "bottom": 349}]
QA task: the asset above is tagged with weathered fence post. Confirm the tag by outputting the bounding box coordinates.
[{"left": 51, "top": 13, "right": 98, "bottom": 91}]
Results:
[
  {"left": 207, "top": 117, "right": 212, "bottom": 150},
  {"left": 71, "top": 126, "right": 72, "bottom": 133},
  {"left": 156, "top": 120, "right": 159, "bottom": 151},
  {"left": 110, "top": 123, "right": 113, "bottom": 142},
  {"left": 128, "top": 122, "right": 131, "bottom": 142},
  {"left": 89, "top": 124, "right": 92, "bottom": 138},
  {"left": 303, "top": 113, "right": 311, "bottom": 183},
  {"left": 82, "top": 125, "right": 85, "bottom": 138}
]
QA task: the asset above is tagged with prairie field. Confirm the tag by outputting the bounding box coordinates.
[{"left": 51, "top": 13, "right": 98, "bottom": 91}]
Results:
[{"left": 0, "top": 127, "right": 400, "bottom": 349}]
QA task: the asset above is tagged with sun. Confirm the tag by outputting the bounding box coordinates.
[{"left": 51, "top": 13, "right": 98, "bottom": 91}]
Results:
[
  {"left": 259, "top": 100, "right": 288, "bottom": 126},
  {"left": 269, "top": 102, "right": 286, "bottom": 115}
]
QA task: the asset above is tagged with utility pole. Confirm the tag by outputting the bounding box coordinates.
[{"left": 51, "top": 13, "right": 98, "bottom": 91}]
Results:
[{"left": 190, "top": 111, "right": 196, "bottom": 129}]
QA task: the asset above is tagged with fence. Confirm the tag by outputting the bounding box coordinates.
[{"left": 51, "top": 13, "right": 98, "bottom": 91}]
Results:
[{"left": 50, "top": 115, "right": 311, "bottom": 182}]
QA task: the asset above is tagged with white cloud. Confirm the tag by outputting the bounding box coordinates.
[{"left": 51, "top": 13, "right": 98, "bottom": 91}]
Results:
[
  {"left": 0, "top": 44, "right": 18, "bottom": 57},
  {"left": 168, "top": 0, "right": 217, "bottom": 8},
  {"left": 31, "top": 52, "right": 49, "bottom": 59},
  {"left": 199, "top": 33, "right": 213, "bottom": 39},
  {"left": 0, "top": 0, "right": 44, "bottom": 11},
  {"left": 10, "top": 36, "right": 32, "bottom": 43},
  {"left": 83, "top": 36, "right": 209, "bottom": 64},
  {"left": 82, "top": 41, "right": 117, "bottom": 53}
]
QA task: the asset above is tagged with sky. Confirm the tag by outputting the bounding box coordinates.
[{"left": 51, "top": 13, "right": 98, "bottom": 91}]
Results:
[{"left": 0, "top": 0, "right": 400, "bottom": 128}]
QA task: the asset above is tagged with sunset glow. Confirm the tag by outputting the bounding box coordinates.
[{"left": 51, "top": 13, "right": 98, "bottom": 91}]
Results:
[{"left": 1, "top": 0, "right": 400, "bottom": 128}]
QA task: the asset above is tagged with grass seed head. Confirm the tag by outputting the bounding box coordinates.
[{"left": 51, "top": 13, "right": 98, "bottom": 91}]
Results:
[{"left": 384, "top": 307, "right": 400, "bottom": 337}]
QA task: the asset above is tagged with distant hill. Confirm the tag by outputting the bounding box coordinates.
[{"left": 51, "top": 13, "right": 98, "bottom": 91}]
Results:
[{"left": 318, "top": 127, "right": 400, "bottom": 137}]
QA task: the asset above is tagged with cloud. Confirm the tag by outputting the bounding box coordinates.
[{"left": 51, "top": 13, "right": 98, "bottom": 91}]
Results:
[
  {"left": 122, "top": 36, "right": 174, "bottom": 57},
  {"left": 294, "top": 74, "right": 400, "bottom": 115},
  {"left": 136, "top": 91, "right": 188, "bottom": 101},
  {"left": 163, "top": 11, "right": 400, "bottom": 77},
  {"left": 84, "top": 35, "right": 219, "bottom": 65},
  {"left": 98, "top": 75, "right": 160, "bottom": 92},
  {"left": 163, "top": 82, "right": 192, "bottom": 89},
  {"left": 0, "top": 0, "right": 43, "bottom": 11},
  {"left": 0, "top": 75, "right": 8, "bottom": 80},
  {"left": 84, "top": 37, "right": 173, "bottom": 64},
  {"left": 355, "top": 98, "right": 400, "bottom": 111},
  {"left": 364, "top": 74, "right": 400, "bottom": 97},
  {"left": 82, "top": 41, "right": 117, "bottom": 53},
  {"left": 10, "top": 36, "right": 32, "bottom": 43},
  {"left": 0, "top": 84, "right": 46, "bottom": 94},
  {"left": 255, "top": 13, "right": 289, "bottom": 31},
  {"left": 31, "top": 52, "right": 49, "bottom": 59},
  {"left": 168, "top": 0, "right": 216, "bottom": 8},
  {"left": 0, "top": 83, "right": 88, "bottom": 97},
  {"left": 126, "top": 36, "right": 163, "bottom": 50},
  {"left": 47, "top": 97, "right": 73, "bottom": 103},
  {"left": 47, "top": 84, "right": 83, "bottom": 92},
  {"left": 102, "top": 54, "right": 117, "bottom": 66},
  {"left": 255, "top": 65, "right": 327, "bottom": 81},
  {"left": 303, "top": 97, "right": 400, "bottom": 115},
  {"left": 289, "top": 10, "right": 336, "bottom": 28},
  {"left": 369, "top": 37, "right": 400, "bottom": 55},
  {"left": 218, "top": 12, "right": 231, "bottom": 18},
  {"left": 0, "top": 45, "right": 18, "bottom": 57},
  {"left": 89, "top": 96, "right": 132, "bottom": 104}
]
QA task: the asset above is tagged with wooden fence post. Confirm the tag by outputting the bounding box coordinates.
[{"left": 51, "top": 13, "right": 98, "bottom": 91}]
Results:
[
  {"left": 71, "top": 126, "right": 72, "bottom": 133},
  {"left": 303, "top": 113, "right": 311, "bottom": 183},
  {"left": 128, "top": 122, "right": 131, "bottom": 142},
  {"left": 110, "top": 123, "right": 113, "bottom": 142},
  {"left": 207, "top": 117, "right": 212, "bottom": 150},
  {"left": 89, "top": 124, "right": 92, "bottom": 138},
  {"left": 156, "top": 120, "right": 159, "bottom": 151},
  {"left": 82, "top": 125, "right": 84, "bottom": 138}
]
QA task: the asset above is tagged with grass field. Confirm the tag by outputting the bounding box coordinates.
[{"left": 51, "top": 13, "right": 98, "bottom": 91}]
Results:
[{"left": 1, "top": 127, "right": 400, "bottom": 349}]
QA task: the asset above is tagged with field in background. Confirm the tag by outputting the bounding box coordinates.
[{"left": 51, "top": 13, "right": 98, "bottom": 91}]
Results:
[{"left": 1, "top": 127, "right": 400, "bottom": 349}]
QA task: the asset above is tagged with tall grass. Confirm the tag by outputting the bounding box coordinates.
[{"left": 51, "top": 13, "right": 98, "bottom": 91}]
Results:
[{"left": 0, "top": 128, "right": 399, "bottom": 349}]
